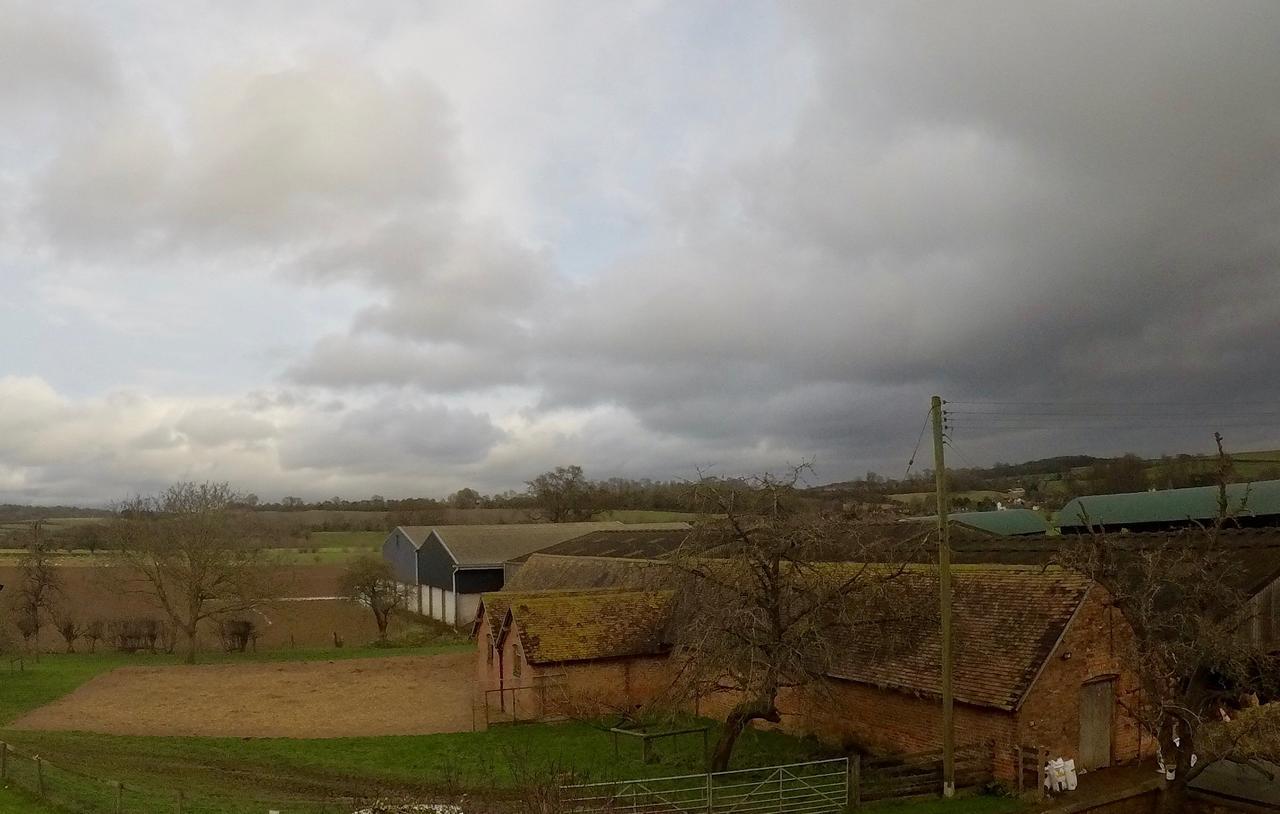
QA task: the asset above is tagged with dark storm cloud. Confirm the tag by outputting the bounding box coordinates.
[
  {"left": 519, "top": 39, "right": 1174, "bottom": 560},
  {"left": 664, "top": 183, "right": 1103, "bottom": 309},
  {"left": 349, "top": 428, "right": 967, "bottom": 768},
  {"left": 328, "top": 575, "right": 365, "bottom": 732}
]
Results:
[{"left": 299, "top": 1, "right": 1280, "bottom": 476}]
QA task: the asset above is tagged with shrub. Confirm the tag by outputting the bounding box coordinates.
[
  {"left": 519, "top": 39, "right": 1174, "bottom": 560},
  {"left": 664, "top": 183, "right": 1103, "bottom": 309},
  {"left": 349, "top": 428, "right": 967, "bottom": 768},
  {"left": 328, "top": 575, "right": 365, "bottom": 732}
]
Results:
[
  {"left": 109, "top": 618, "right": 162, "bottom": 653},
  {"left": 219, "top": 619, "right": 256, "bottom": 652},
  {"left": 56, "top": 616, "right": 81, "bottom": 653},
  {"left": 84, "top": 620, "right": 104, "bottom": 653}
]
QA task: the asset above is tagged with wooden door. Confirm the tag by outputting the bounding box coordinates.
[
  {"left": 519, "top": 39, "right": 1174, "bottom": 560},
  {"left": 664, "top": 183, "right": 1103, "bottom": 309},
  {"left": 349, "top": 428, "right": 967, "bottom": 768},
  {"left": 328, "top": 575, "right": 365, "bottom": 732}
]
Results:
[{"left": 1079, "top": 679, "right": 1114, "bottom": 770}]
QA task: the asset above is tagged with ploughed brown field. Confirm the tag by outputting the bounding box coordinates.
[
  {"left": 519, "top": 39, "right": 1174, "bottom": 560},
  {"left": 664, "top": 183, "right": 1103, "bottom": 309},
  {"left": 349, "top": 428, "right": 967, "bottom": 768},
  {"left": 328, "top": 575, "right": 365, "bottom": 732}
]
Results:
[
  {"left": 11, "top": 651, "right": 476, "bottom": 737},
  {"left": 0, "top": 564, "right": 422, "bottom": 650}
]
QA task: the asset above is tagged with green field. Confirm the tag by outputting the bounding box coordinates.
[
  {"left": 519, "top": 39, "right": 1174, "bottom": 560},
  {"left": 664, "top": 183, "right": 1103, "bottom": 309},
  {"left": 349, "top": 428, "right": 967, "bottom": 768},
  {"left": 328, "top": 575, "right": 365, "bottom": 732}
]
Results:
[
  {"left": 595, "top": 509, "right": 703, "bottom": 523},
  {"left": 0, "top": 785, "right": 57, "bottom": 813},
  {"left": 305, "top": 530, "right": 387, "bottom": 547}
]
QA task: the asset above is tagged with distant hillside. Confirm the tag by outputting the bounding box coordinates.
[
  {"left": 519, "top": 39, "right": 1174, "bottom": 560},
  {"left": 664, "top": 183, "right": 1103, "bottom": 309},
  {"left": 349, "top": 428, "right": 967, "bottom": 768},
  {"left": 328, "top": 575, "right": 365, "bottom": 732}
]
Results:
[{"left": 810, "top": 449, "right": 1280, "bottom": 512}]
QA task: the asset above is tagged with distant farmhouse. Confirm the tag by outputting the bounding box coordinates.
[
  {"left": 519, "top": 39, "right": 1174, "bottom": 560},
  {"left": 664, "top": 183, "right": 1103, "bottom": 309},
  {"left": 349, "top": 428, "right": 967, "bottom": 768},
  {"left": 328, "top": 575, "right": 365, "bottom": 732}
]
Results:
[
  {"left": 381, "top": 522, "right": 689, "bottom": 625},
  {"left": 1058, "top": 479, "right": 1280, "bottom": 533}
]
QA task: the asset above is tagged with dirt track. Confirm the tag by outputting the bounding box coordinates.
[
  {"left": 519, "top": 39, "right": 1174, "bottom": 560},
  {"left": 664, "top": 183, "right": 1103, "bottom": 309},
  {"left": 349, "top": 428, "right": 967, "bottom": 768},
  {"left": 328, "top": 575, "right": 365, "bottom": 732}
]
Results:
[{"left": 12, "top": 651, "right": 477, "bottom": 738}]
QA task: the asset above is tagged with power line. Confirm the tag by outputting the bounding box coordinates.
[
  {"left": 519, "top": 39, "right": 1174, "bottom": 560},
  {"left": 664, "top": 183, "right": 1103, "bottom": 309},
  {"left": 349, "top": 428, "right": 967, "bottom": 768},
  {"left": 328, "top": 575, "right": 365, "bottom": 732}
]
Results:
[
  {"left": 903, "top": 409, "right": 932, "bottom": 480},
  {"left": 947, "top": 399, "right": 1280, "bottom": 407}
]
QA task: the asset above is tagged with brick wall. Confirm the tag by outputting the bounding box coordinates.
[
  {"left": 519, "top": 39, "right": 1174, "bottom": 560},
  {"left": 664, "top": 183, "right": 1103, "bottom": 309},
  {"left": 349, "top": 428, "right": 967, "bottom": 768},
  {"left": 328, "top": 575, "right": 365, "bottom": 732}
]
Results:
[
  {"left": 473, "top": 583, "right": 1151, "bottom": 782},
  {"left": 474, "top": 613, "right": 674, "bottom": 717},
  {"left": 1016, "top": 585, "right": 1151, "bottom": 770},
  {"left": 542, "top": 656, "right": 675, "bottom": 716},
  {"left": 786, "top": 680, "right": 1018, "bottom": 775}
]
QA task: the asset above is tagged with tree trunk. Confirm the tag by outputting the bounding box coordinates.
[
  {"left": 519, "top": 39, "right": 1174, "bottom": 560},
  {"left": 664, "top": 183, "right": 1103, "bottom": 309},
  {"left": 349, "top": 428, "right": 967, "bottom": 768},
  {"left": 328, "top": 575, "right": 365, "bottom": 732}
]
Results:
[
  {"left": 1155, "top": 715, "right": 1194, "bottom": 813},
  {"left": 184, "top": 626, "right": 199, "bottom": 664},
  {"left": 710, "top": 696, "right": 781, "bottom": 772}
]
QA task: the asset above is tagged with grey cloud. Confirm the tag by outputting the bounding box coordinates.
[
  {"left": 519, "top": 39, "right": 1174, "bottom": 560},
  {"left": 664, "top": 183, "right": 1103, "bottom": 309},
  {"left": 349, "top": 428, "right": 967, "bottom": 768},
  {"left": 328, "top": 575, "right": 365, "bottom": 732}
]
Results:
[
  {"left": 35, "top": 58, "right": 459, "bottom": 252},
  {"left": 304, "top": 1, "right": 1280, "bottom": 477},
  {"left": 175, "top": 407, "right": 277, "bottom": 447},
  {"left": 277, "top": 399, "right": 506, "bottom": 474},
  {"left": 288, "top": 335, "right": 528, "bottom": 393},
  {"left": 0, "top": 4, "right": 117, "bottom": 106}
]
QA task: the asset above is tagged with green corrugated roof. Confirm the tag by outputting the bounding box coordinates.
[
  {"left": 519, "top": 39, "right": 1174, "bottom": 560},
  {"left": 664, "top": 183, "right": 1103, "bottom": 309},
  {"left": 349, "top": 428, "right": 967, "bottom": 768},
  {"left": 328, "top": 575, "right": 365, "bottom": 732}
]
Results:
[
  {"left": 949, "top": 509, "right": 1048, "bottom": 536},
  {"left": 1058, "top": 480, "right": 1280, "bottom": 529}
]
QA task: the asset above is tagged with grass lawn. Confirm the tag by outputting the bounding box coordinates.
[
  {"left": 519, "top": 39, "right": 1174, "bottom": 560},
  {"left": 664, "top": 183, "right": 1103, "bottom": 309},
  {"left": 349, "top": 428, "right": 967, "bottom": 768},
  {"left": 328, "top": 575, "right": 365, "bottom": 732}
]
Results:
[
  {"left": 0, "top": 784, "right": 59, "bottom": 813},
  {"left": 0, "top": 720, "right": 823, "bottom": 812}
]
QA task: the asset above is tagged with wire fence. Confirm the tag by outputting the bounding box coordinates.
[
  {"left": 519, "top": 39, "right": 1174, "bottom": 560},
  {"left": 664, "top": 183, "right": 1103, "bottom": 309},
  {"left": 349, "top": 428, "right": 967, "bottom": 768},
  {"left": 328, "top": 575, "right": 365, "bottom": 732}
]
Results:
[{"left": 0, "top": 740, "right": 401, "bottom": 814}]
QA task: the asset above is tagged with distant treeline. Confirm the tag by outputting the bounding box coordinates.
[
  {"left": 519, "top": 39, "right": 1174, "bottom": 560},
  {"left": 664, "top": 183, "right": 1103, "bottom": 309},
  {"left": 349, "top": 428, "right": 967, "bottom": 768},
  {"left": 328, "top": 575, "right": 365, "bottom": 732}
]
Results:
[
  {"left": 0, "top": 505, "right": 112, "bottom": 522},
  {"left": 8, "top": 449, "right": 1280, "bottom": 541}
]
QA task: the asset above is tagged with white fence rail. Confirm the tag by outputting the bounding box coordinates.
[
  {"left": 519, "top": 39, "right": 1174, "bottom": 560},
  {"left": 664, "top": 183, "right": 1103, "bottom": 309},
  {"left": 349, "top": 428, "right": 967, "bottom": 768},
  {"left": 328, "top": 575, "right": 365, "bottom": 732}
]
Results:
[{"left": 558, "top": 758, "right": 849, "bottom": 814}]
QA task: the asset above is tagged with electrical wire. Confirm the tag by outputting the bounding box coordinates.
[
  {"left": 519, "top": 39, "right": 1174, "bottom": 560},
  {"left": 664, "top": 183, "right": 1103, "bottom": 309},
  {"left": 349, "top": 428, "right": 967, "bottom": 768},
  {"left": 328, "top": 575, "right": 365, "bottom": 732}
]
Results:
[{"left": 903, "top": 408, "right": 932, "bottom": 480}]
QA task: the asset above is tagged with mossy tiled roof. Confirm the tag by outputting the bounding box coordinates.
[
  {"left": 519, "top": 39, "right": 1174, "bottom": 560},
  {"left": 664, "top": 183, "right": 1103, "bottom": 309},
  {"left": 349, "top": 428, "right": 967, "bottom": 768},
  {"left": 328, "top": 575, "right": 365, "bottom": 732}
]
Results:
[
  {"left": 481, "top": 589, "right": 676, "bottom": 664},
  {"left": 827, "top": 567, "right": 1091, "bottom": 710}
]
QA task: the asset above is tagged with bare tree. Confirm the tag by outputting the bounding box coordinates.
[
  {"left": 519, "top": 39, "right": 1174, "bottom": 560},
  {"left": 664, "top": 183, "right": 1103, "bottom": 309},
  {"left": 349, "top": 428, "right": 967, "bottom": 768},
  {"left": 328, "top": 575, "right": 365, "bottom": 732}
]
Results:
[
  {"left": 526, "top": 465, "right": 593, "bottom": 522},
  {"left": 84, "top": 619, "right": 104, "bottom": 653},
  {"left": 1057, "top": 436, "right": 1280, "bottom": 810},
  {"left": 107, "top": 482, "right": 278, "bottom": 664},
  {"left": 341, "top": 555, "right": 403, "bottom": 641},
  {"left": 53, "top": 611, "right": 81, "bottom": 653},
  {"left": 667, "top": 467, "right": 927, "bottom": 771},
  {"left": 13, "top": 522, "right": 62, "bottom": 659}
]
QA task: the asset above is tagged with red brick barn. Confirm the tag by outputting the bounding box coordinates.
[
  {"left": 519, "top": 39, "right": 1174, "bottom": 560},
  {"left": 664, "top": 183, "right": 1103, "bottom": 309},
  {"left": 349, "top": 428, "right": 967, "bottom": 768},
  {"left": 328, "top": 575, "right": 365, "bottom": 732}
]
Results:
[
  {"left": 473, "top": 589, "right": 677, "bottom": 720},
  {"left": 781, "top": 566, "right": 1149, "bottom": 779}
]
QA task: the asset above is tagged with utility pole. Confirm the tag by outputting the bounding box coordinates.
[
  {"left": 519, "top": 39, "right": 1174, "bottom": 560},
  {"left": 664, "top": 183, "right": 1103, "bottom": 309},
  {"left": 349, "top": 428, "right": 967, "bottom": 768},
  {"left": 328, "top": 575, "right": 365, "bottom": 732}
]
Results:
[{"left": 931, "top": 395, "right": 955, "bottom": 798}]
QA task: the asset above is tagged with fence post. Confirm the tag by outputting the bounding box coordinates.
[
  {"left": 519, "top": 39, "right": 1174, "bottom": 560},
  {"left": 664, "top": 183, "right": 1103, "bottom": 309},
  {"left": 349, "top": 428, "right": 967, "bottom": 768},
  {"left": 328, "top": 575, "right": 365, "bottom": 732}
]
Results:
[
  {"left": 706, "top": 771, "right": 713, "bottom": 814},
  {"left": 0, "top": 741, "right": 6, "bottom": 783},
  {"left": 176, "top": 789, "right": 184, "bottom": 814},
  {"left": 112, "top": 780, "right": 123, "bottom": 813},
  {"left": 36, "top": 757, "right": 45, "bottom": 798},
  {"left": 849, "top": 754, "right": 861, "bottom": 809}
]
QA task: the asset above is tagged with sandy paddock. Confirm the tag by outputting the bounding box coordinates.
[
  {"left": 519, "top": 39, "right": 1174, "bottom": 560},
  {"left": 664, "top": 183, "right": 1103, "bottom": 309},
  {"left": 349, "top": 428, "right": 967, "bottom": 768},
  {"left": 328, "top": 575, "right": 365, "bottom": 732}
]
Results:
[{"left": 12, "top": 651, "right": 476, "bottom": 738}]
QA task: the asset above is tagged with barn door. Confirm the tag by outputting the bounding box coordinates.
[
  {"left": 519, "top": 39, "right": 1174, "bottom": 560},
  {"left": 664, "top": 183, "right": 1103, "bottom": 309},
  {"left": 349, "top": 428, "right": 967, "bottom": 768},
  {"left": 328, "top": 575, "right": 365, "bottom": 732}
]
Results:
[{"left": 1079, "top": 679, "right": 1114, "bottom": 770}]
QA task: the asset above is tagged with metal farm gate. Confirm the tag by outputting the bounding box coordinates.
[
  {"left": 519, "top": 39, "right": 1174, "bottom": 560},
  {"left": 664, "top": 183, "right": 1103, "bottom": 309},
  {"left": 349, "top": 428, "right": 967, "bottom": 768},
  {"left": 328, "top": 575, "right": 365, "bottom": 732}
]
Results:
[{"left": 559, "top": 758, "right": 849, "bottom": 814}]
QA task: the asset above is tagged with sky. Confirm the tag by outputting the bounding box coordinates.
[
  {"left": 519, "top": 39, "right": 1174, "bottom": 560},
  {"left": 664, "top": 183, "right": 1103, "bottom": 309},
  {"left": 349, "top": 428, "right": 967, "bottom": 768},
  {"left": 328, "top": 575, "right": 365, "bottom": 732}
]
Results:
[{"left": 3, "top": 1, "right": 1280, "bottom": 505}]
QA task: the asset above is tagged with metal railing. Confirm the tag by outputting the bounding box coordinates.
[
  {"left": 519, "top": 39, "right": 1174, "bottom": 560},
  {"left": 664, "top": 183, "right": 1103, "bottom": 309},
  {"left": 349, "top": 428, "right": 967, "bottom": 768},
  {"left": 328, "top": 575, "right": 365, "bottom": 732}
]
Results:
[{"left": 558, "top": 758, "right": 849, "bottom": 814}]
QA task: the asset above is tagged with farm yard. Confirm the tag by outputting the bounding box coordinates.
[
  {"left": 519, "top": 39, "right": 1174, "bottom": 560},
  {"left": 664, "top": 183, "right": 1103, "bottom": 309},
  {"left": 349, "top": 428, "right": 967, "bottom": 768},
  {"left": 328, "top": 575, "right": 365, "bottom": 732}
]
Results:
[
  {"left": 0, "top": 647, "right": 876, "bottom": 813},
  {"left": 10, "top": 651, "right": 477, "bottom": 738}
]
